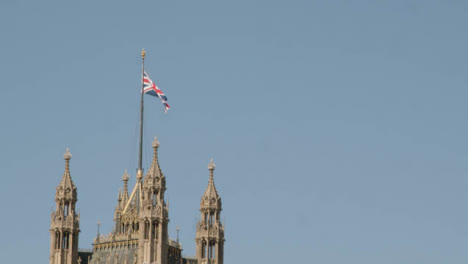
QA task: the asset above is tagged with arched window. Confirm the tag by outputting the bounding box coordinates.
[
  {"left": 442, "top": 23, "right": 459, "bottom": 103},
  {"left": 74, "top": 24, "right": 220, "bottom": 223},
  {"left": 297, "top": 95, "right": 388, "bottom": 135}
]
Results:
[
  {"left": 59, "top": 202, "right": 64, "bottom": 216},
  {"left": 62, "top": 232, "right": 69, "bottom": 249},
  {"left": 209, "top": 212, "right": 214, "bottom": 227},
  {"left": 151, "top": 221, "right": 157, "bottom": 239},
  {"left": 55, "top": 231, "right": 60, "bottom": 249},
  {"left": 201, "top": 240, "right": 207, "bottom": 258},
  {"left": 64, "top": 203, "right": 69, "bottom": 218},
  {"left": 210, "top": 241, "right": 216, "bottom": 259},
  {"left": 152, "top": 191, "right": 158, "bottom": 207},
  {"left": 67, "top": 232, "right": 70, "bottom": 249},
  {"left": 144, "top": 221, "right": 150, "bottom": 239}
]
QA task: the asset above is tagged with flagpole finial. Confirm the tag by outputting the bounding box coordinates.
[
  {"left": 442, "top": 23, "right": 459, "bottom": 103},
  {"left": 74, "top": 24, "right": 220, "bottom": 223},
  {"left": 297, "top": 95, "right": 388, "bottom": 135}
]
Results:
[{"left": 141, "top": 48, "right": 146, "bottom": 59}]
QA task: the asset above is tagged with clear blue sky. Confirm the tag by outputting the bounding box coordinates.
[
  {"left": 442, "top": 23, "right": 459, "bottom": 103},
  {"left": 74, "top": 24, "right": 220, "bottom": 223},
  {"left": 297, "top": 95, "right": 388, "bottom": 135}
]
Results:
[{"left": 1, "top": 1, "right": 467, "bottom": 263}]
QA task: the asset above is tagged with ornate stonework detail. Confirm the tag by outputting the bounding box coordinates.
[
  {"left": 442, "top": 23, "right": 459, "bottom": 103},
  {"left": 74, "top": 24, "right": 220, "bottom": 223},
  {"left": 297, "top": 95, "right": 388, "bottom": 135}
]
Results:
[
  {"left": 152, "top": 136, "right": 160, "bottom": 148},
  {"left": 50, "top": 138, "right": 225, "bottom": 264},
  {"left": 208, "top": 158, "right": 216, "bottom": 170}
]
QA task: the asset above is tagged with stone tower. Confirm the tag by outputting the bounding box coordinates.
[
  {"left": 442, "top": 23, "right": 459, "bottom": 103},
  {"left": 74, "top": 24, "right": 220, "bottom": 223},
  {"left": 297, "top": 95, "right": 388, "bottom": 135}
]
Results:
[
  {"left": 195, "top": 159, "right": 225, "bottom": 264},
  {"left": 138, "top": 137, "right": 169, "bottom": 264},
  {"left": 50, "top": 148, "right": 80, "bottom": 264}
]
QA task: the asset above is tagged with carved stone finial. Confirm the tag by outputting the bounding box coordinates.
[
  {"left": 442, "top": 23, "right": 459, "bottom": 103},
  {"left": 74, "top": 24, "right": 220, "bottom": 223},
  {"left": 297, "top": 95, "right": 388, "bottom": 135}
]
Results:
[
  {"left": 152, "top": 136, "right": 160, "bottom": 148},
  {"left": 122, "top": 169, "right": 129, "bottom": 181},
  {"left": 208, "top": 158, "right": 216, "bottom": 170},
  {"left": 64, "top": 148, "right": 72, "bottom": 160}
]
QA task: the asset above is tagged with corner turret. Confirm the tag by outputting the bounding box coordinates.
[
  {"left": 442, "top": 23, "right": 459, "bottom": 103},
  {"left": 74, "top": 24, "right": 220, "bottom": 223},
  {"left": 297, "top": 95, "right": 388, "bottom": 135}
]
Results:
[
  {"left": 138, "top": 137, "right": 169, "bottom": 264},
  {"left": 50, "top": 148, "right": 80, "bottom": 264},
  {"left": 196, "top": 159, "right": 225, "bottom": 264}
]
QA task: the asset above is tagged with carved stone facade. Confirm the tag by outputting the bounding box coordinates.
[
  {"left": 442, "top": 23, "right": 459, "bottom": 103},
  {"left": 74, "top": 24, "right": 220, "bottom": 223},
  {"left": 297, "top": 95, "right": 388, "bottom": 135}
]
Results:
[{"left": 49, "top": 138, "right": 225, "bottom": 264}]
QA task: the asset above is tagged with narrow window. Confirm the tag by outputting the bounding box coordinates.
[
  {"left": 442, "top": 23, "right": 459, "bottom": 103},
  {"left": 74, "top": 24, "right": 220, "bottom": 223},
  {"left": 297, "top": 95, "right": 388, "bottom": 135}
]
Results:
[
  {"left": 202, "top": 241, "right": 206, "bottom": 258},
  {"left": 62, "top": 232, "right": 68, "bottom": 249},
  {"left": 152, "top": 221, "right": 157, "bottom": 239},
  {"left": 209, "top": 212, "right": 214, "bottom": 227},
  {"left": 55, "top": 231, "right": 60, "bottom": 249},
  {"left": 152, "top": 191, "right": 157, "bottom": 207},
  {"left": 64, "top": 203, "right": 69, "bottom": 218},
  {"left": 144, "top": 221, "right": 150, "bottom": 239},
  {"left": 211, "top": 241, "right": 216, "bottom": 259},
  {"left": 209, "top": 242, "right": 212, "bottom": 259}
]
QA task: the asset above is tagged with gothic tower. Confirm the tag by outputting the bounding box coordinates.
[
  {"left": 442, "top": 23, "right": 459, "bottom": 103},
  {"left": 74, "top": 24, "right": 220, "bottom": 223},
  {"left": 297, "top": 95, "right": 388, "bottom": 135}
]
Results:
[
  {"left": 138, "top": 137, "right": 169, "bottom": 264},
  {"left": 196, "top": 159, "right": 225, "bottom": 264},
  {"left": 50, "top": 148, "right": 80, "bottom": 264}
]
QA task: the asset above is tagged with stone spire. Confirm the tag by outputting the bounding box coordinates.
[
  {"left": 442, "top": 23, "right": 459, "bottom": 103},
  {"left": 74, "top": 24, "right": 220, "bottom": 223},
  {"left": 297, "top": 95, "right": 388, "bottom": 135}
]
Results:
[
  {"left": 144, "top": 137, "right": 165, "bottom": 187},
  {"left": 56, "top": 148, "right": 77, "bottom": 199},
  {"left": 122, "top": 169, "right": 130, "bottom": 203},
  {"left": 201, "top": 159, "right": 221, "bottom": 210},
  {"left": 118, "top": 188, "right": 122, "bottom": 204}
]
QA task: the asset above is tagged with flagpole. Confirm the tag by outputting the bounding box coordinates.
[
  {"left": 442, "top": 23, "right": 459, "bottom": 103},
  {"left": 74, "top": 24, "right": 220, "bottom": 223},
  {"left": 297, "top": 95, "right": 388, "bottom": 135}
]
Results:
[{"left": 138, "top": 49, "right": 146, "bottom": 178}]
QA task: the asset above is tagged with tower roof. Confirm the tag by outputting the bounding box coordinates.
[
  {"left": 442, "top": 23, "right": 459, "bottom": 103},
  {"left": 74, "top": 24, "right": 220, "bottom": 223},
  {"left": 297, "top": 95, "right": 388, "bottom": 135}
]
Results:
[
  {"left": 144, "top": 137, "right": 165, "bottom": 187},
  {"left": 201, "top": 159, "right": 221, "bottom": 209},
  {"left": 56, "top": 148, "right": 77, "bottom": 201}
]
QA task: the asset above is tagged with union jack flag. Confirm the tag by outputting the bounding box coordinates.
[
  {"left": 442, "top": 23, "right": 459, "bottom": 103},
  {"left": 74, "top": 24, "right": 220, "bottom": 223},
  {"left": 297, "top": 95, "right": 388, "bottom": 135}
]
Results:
[{"left": 143, "top": 71, "right": 170, "bottom": 113}]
